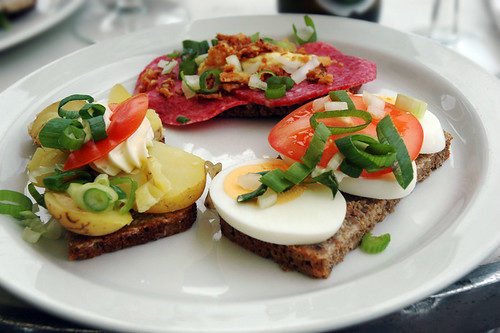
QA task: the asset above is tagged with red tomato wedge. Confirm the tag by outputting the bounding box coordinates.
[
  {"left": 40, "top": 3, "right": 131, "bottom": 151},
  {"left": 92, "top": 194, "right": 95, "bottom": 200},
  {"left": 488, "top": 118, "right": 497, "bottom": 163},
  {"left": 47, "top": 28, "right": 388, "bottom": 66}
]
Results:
[
  {"left": 268, "top": 94, "right": 424, "bottom": 178},
  {"left": 63, "top": 93, "right": 149, "bottom": 171}
]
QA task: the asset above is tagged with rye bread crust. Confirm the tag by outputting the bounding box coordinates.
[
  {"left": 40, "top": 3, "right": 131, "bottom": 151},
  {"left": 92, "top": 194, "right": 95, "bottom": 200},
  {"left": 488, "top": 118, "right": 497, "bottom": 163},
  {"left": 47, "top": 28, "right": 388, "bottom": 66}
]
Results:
[
  {"left": 219, "top": 85, "right": 362, "bottom": 119},
  {"left": 67, "top": 203, "right": 197, "bottom": 260},
  {"left": 220, "top": 131, "right": 452, "bottom": 279}
]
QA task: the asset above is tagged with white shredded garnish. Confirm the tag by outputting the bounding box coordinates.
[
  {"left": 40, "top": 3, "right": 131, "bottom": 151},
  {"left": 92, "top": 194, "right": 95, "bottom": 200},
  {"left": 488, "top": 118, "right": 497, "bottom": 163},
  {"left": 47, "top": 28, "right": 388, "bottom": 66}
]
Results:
[{"left": 291, "top": 56, "right": 320, "bottom": 84}]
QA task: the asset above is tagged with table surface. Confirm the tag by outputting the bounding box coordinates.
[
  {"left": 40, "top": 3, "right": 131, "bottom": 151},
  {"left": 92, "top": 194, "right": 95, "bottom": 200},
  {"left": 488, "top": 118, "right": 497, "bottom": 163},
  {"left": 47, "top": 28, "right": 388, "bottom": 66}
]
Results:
[{"left": 0, "top": 0, "right": 499, "bottom": 332}]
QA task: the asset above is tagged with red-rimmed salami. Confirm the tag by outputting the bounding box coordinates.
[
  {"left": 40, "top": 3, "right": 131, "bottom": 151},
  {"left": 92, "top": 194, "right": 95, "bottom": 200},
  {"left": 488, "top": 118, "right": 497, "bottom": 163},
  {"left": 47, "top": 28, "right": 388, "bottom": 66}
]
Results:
[{"left": 135, "top": 42, "right": 376, "bottom": 126}]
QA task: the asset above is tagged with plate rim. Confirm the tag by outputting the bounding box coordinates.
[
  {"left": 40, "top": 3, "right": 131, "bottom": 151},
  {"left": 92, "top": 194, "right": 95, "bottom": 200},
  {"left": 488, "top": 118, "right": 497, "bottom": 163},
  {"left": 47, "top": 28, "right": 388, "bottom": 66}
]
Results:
[
  {"left": 0, "top": 0, "right": 85, "bottom": 51},
  {"left": 0, "top": 14, "right": 499, "bottom": 332}
]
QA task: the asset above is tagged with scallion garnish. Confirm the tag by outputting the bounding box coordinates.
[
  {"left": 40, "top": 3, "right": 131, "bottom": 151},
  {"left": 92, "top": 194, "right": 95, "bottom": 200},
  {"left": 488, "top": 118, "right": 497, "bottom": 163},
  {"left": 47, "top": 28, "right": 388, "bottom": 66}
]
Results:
[
  {"left": 58, "top": 94, "right": 95, "bottom": 119},
  {"left": 376, "top": 115, "right": 414, "bottom": 189},
  {"left": 237, "top": 183, "right": 268, "bottom": 202},
  {"left": 176, "top": 116, "right": 191, "bottom": 124},
  {"left": 86, "top": 115, "right": 108, "bottom": 141},
  {"left": 43, "top": 169, "right": 93, "bottom": 191},
  {"left": 0, "top": 190, "right": 33, "bottom": 219},
  {"left": 27, "top": 183, "right": 46, "bottom": 208},
  {"left": 359, "top": 233, "right": 391, "bottom": 254},
  {"left": 292, "top": 15, "right": 317, "bottom": 45},
  {"left": 109, "top": 177, "right": 138, "bottom": 214},
  {"left": 199, "top": 69, "right": 222, "bottom": 94},
  {"left": 335, "top": 134, "right": 397, "bottom": 173},
  {"left": 39, "top": 118, "right": 82, "bottom": 149},
  {"left": 58, "top": 123, "right": 86, "bottom": 150}
]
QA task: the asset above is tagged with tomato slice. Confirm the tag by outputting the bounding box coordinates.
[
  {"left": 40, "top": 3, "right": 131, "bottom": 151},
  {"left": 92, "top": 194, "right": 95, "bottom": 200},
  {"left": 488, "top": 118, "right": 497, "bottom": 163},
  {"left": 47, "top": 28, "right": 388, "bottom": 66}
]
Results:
[
  {"left": 268, "top": 94, "right": 424, "bottom": 177},
  {"left": 63, "top": 93, "right": 149, "bottom": 171}
]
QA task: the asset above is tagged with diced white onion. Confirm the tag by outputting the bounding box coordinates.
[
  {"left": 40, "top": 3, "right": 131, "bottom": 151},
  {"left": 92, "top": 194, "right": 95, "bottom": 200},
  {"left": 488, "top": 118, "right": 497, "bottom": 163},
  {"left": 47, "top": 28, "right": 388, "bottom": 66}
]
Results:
[
  {"left": 324, "top": 101, "right": 348, "bottom": 111},
  {"left": 278, "top": 56, "right": 303, "bottom": 73},
  {"left": 157, "top": 59, "right": 169, "bottom": 69},
  {"left": 161, "top": 60, "right": 178, "bottom": 75},
  {"left": 242, "top": 60, "right": 261, "bottom": 74},
  {"left": 312, "top": 95, "right": 330, "bottom": 111},
  {"left": 181, "top": 74, "right": 200, "bottom": 99},
  {"left": 226, "top": 54, "right": 242, "bottom": 72},
  {"left": 367, "top": 105, "right": 386, "bottom": 119},
  {"left": 248, "top": 73, "right": 267, "bottom": 91},
  {"left": 363, "top": 90, "right": 385, "bottom": 109},
  {"left": 291, "top": 56, "right": 320, "bottom": 84},
  {"left": 257, "top": 188, "right": 278, "bottom": 209},
  {"left": 237, "top": 172, "right": 262, "bottom": 191}
]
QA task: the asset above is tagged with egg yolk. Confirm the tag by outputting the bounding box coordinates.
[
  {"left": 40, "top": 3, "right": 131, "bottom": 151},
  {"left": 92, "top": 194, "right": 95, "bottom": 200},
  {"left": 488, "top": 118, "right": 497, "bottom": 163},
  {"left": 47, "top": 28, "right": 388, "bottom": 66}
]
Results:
[{"left": 223, "top": 161, "right": 304, "bottom": 206}]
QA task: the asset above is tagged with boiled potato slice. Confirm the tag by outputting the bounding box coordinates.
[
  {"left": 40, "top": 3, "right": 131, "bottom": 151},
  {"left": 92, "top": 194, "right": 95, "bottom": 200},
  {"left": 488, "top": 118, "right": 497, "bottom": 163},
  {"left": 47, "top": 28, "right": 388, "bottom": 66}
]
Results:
[
  {"left": 127, "top": 141, "right": 206, "bottom": 213},
  {"left": 45, "top": 191, "right": 133, "bottom": 236},
  {"left": 28, "top": 100, "right": 86, "bottom": 145},
  {"left": 27, "top": 147, "right": 69, "bottom": 187},
  {"left": 107, "top": 83, "right": 131, "bottom": 104}
]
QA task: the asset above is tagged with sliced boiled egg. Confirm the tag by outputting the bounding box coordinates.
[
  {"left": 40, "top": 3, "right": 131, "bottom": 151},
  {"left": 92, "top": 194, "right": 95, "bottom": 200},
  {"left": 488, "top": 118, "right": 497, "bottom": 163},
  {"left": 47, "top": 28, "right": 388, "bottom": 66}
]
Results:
[
  {"left": 209, "top": 158, "right": 346, "bottom": 245},
  {"left": 335, "top": 161, "right": 418, "bottom": 200}
]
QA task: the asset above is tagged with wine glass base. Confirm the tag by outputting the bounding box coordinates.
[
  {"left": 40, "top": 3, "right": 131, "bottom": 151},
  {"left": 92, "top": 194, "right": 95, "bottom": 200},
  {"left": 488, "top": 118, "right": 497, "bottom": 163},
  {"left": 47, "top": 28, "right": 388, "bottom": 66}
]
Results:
[{"left": 73, "top": 0, "right": 190, "bottom": 44}]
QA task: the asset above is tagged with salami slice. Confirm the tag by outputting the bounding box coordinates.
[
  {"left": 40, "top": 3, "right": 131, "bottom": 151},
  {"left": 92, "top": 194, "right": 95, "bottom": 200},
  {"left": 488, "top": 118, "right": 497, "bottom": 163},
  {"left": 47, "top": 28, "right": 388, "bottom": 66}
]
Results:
[
  {"left": 231, "top": 42, "right": 377, "bottom": 107},
  {"left": 135, "top": 42, "right": 376, "bottom": 126}
]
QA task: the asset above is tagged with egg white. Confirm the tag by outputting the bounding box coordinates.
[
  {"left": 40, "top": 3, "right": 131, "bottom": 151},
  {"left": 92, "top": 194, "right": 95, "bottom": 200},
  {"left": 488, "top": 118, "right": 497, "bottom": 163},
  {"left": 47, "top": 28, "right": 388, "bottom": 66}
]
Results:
[{"left": 209, "top": 158, "right": 347, "bottom": 245}]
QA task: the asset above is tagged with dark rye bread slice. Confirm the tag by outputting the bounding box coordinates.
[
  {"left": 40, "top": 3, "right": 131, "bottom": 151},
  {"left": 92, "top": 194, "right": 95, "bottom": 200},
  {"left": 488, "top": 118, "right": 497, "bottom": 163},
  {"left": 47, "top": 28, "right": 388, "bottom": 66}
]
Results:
[
  {"left": 220, "top": 132, "right": 453, "bottom": 279},
  {"left": 66, "top": 203, "right": 197, "bottom": 260},
  {"left": 220, "top": 85, "right": 362, "bottom": 118}
]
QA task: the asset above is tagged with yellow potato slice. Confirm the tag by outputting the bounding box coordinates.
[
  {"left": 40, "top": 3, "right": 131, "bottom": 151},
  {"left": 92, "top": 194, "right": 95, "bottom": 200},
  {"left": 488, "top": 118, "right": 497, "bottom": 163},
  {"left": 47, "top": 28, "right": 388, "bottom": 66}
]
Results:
[{"left": 45, "top": 191, "right": 133, "bottom": 236}]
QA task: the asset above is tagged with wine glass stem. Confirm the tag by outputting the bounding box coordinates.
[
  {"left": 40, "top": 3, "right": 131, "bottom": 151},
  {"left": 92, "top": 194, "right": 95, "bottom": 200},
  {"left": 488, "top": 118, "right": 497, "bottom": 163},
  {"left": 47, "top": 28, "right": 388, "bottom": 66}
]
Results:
[{"left": 430, "top": 0, "right": 459, "bottom": 44}]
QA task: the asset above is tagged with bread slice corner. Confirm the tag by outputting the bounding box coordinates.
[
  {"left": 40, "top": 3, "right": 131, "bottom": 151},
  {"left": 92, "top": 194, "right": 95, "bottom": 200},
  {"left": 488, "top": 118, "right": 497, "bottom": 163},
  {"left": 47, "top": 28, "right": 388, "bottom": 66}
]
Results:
[{"left": 66, "top": 203, "right": 197, "bottom": 260}]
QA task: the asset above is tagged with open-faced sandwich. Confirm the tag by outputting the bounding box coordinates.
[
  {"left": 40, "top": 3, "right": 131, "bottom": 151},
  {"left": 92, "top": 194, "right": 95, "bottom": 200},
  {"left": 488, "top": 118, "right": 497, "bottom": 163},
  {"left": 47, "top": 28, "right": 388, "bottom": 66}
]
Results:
[
  {"left": 134, "top": 16, "right": 377, "bottom": 126},
  {"left": 0, "top": 84, "right": 206, "bottom": 259},
  {"left": 208, "top": 90, "right": 452, "bottom": 278}
]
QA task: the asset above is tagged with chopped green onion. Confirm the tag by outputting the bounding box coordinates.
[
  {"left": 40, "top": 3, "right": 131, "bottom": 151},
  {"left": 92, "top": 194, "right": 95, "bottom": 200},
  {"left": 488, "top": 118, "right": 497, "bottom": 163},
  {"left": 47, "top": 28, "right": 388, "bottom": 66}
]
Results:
[
  {"left": 395, "top": 93, "right": 427, "bottom": 119},
  {"left": 109, "top": 177, "right": 138, "bottom": 214},
  {"left": 199, "top": 69, "right": 222, "bottom": 93},
  {"left": 250, "top": 32, "right": 260, "bottom": 43},
  {"left": 292, "top": 15, "right": 317, "bottom": 45},
  {"left": 266, "top": 76, "right": 295, "bottom": 91},
  {"left": 83, "top": 188, "right": 111, "bottom": 212},
  {"left": 376, "top": 115, "right": 414, "bottom": 189},
  {"left": 58, "top": 94, "right": 95, "bottom": 119},
  {"left": 43, "top": 169, "right": 93, "bottom": 191},
  {"left": 237, "top": 184, "right": 268, "bottom": 202},
  {"left": 301, "top": 122, "right": 331, "bottom": 168},
  {"left": 166, "top": 50, "right": 181, "bottom": 58},
  {"left": 27, "top": 183, "right": 46, "bottom": 208},
  {"left": 78, "top": 102, "right": 106, "bottom": 119},
  {"left": 182, "top": 39, "right": 210, "bottom": 56},
  {"left": 38, "top": 118, "right": 82, "bottom": 149},
  {"left": 311, "top": 170, "right": 339, "bottom": 198},
  {"left": 284, "top": 162, "right": 313, "bottom": 185},
  {"left": 265, "top": 84, "right": 286, "bottom": 99},
  {"left": 259, "top": 169, "right": 294, "bottom": 194},
  {"left": 359, "top": 233, "right": 391, "bottom": 254},
  {"left": 335, "top": 134, "right": 396, "bottom": 173},
  {"left": 86, "top": 115, "right": 107, "bottom": 141},
  {"left": 339, "top": 158, "right": 363, "bottom": 178},
  {"left": 58, "top": 124, "right": 86, "bottom": 150},
  {"left": 176, "top": 116, "right": 190, "bottom": 124},
  {"left": 0, "top": 190, "right": 33, "bottom": 219},
  {"left": 310, "top": 109, "right": 372, "bottom": 135},
  {"left": 329, "top": 90, "right": 356, "bottom": 110}
]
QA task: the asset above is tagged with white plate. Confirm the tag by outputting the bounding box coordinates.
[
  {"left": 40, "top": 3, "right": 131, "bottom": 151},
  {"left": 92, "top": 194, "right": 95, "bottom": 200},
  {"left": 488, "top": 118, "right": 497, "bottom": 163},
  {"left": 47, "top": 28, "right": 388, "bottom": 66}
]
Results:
[
  {"left": 0, "top": 0, "right": 84, "bottom": 51},
  {"left": 0, "top": 15, "right": 499, "bottom": 333}
]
